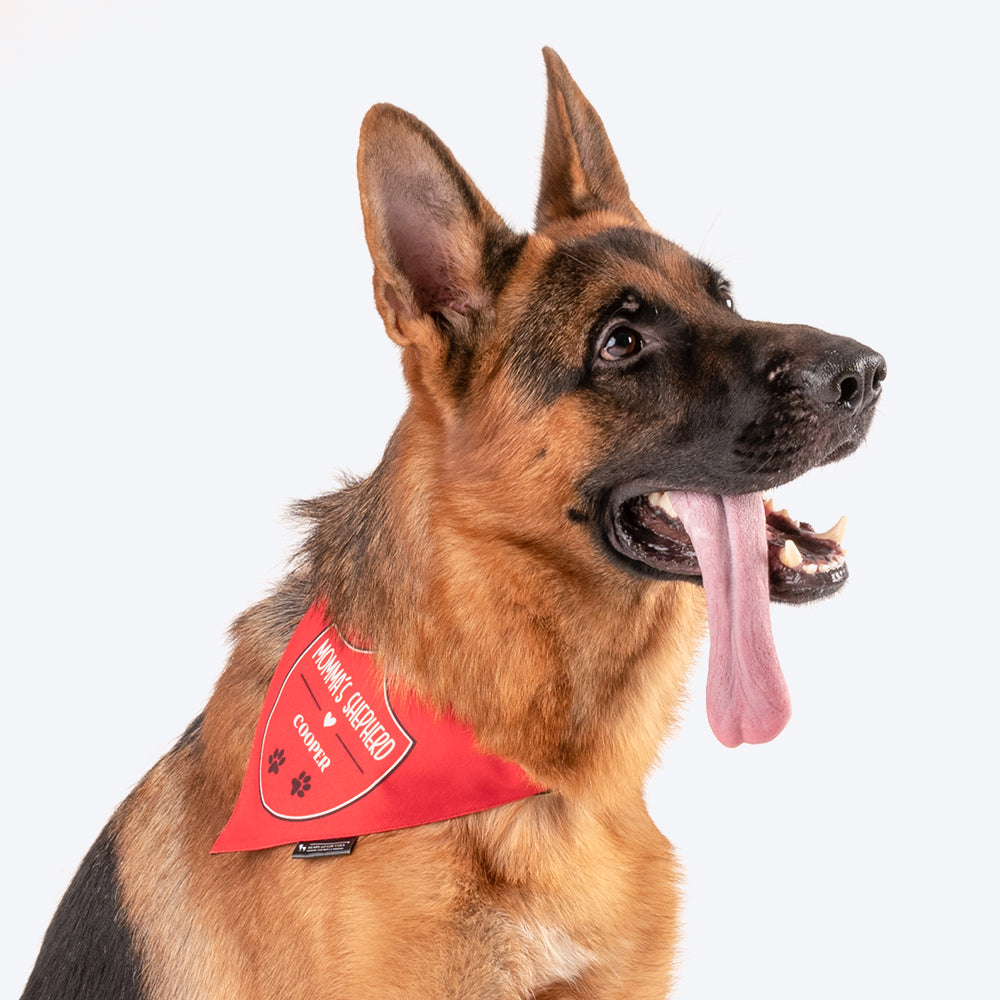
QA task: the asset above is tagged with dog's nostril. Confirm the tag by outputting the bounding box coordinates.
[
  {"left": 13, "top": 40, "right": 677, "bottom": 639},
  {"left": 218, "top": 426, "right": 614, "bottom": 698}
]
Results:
[
  {"left": 872, "top": 359, "right": 887, "bottom": 394},
  {"left": 837, "top": 374, "right": 860, "bottom": 406}
]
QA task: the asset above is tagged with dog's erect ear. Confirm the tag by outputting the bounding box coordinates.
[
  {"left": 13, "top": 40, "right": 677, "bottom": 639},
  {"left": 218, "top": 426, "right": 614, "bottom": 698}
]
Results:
[
  {"left": 358, "top": 104, "right": 521, "bottom": 349},
  {"left": 535, "top": 48, "right": 645, "bottom": 232}
]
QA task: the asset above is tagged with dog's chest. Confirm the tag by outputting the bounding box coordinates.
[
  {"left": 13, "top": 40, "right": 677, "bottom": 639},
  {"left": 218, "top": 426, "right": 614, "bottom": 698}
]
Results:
[
  {"left": 515, "top": 916, "right": 596, "bottom": 990},
  {"left": 466, "top": 910, "right": 596, "bottom": 996}
]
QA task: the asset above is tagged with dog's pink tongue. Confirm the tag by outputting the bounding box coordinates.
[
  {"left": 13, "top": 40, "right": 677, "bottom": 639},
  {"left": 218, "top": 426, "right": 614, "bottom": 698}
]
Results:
[{"left": 669, "top": 492, "right": 791, "bottom": 747}]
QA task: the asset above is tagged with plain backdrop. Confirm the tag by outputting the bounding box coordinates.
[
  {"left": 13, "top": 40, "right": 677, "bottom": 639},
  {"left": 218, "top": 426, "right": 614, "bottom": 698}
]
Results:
[{"left": 2, "top": 2, "right": 996, "bottom": 996}]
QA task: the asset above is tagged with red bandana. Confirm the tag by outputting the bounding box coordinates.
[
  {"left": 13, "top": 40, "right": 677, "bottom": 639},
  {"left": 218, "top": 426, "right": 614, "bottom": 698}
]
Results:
[{"left": 212, "top": 602, "right": 544, "bottom": 853}]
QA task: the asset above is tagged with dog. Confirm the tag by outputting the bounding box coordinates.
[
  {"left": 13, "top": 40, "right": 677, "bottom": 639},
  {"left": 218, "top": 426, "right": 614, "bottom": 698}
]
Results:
[{"left": 22, "top": 48, "right": 884, "bottom": 1000}]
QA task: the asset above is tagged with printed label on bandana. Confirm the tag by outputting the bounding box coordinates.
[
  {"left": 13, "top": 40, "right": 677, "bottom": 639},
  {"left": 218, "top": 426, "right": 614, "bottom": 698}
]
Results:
[
  {"left": 212, "top": 602, "right": 544, "bottom": 853},
  {"left": 258, "top": 622, "right": 413, "bottom": 820}
]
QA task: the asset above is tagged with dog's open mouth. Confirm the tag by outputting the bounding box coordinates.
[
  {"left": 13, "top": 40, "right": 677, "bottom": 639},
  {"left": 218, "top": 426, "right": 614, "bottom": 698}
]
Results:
[
  {"left": 611, "top": 492, "right": 848, "bottom": 604},
  {"left": 605, "top": 488, "right": 850, "bottom": 748}
]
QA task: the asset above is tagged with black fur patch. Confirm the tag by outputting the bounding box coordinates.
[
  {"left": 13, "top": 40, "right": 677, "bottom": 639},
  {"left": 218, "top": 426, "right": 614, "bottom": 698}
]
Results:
[
  {"left": 20, "top": 823, "right": 143, "bottom": 1000},
  {"left": 175, "top": 711, "right": 204, "bottom": 751},
  {"left": 569, "top": 226, "right": 664, "bottom": 265}
]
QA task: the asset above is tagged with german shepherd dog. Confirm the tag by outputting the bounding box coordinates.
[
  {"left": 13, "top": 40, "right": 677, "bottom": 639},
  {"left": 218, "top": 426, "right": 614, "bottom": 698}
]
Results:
[{"left": 22, "top": 49, "right": 884, "bottom": 1000}]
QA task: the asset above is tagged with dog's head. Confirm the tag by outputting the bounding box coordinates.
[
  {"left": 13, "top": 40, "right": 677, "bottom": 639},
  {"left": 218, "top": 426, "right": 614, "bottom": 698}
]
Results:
[{"left": 356, "top": 49, "right": 884, "bottom": 747}]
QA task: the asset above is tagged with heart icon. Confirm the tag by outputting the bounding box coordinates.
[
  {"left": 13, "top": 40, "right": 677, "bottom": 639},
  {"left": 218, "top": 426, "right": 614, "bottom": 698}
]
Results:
[{"left": 323, "top": 711, "right": 337, "bottom": 728}]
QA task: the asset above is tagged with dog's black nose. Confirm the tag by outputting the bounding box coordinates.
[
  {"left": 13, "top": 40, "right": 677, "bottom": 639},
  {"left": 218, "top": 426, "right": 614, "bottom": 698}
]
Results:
[{"left": 806, "top": 345, "right": 886, "bottom": 414}]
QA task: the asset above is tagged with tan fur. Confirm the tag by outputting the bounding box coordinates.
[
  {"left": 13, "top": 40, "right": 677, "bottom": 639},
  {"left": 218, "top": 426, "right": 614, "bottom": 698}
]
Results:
[{"left": 114, "top": 50, "right": 709, "bottom": 999}]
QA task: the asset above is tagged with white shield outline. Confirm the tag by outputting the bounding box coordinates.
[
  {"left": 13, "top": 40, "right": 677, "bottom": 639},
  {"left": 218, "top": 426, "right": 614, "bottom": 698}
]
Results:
[{"left": 258, "top": 624, "right": 415, "bottom": 821}]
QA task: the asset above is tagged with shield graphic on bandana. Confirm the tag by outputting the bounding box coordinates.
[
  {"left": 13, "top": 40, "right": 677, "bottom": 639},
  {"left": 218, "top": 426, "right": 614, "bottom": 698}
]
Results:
[{"left": 258, "top": 622, "right": 414, "bottom": 820}]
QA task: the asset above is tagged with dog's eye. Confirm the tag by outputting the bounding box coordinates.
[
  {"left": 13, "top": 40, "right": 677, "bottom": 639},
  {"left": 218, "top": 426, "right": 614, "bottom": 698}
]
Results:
[
  {"left": 715, "top": 284, "right": 735, "bottom": 311},
  {"left": 600, "top": 326, "right": 643, "bottom": 361},
  {"left": 708, "top": 270, "right": 735, "bottom": 312}
]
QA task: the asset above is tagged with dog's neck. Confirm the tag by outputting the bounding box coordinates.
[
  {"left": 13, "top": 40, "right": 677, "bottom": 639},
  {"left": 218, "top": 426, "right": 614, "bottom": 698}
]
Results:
[{"left": 299, "top": 408, "right": 704, "bottom": 801}]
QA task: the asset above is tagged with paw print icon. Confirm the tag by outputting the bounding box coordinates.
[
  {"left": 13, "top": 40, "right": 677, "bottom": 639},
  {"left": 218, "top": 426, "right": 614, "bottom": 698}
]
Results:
[
  {"left": 290, "top": 771, "right": 312, "bottom": 798},
  {"left": 267, "top": 748, "right": 286, "bottom": 775}
]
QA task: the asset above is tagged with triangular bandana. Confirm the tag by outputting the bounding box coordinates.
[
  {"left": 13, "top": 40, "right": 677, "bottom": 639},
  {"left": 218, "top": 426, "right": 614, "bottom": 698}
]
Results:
[{"left": 212, "top": 602, "right": 544, "bottom": 853}]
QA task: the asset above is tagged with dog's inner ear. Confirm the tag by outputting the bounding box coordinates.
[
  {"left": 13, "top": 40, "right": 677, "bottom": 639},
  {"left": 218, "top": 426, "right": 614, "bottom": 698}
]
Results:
[
  {"left": 536, "top": 47, "right": 645, "bottom": 232},
  {"left": 358, "top": 104, "right": 517, "bottom": 346}
]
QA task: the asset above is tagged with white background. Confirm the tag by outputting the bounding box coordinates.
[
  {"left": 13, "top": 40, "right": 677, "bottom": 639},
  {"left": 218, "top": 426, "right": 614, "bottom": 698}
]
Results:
[{"left": 2, "top": 2, "right": 996, "bottom": 996}]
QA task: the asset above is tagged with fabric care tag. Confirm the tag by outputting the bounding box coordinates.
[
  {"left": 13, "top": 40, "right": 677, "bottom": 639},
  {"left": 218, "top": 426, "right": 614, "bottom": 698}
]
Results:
[
  {"left": 212, "top": 602, "right": 544, "bottom": 853},
  {"left": 291, "top": 838, "right": 357, "bottom": 859}
]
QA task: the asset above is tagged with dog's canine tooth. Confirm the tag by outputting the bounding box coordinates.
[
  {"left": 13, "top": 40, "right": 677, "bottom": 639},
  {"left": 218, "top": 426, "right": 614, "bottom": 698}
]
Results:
[
  {"left": 779, "top": 539, "right": 804, "bottom": 569},
  {"left": 814, "top": 515, "right": 848, "bottom": 544},
  {"left": 648, "top": 492, "right": 678, "bottom": 519}
]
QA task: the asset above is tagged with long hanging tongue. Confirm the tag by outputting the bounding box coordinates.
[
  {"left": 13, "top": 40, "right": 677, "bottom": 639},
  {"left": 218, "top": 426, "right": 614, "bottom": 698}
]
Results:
[{"left": 669, "top": 492, "right": 791, "bottom": 747}]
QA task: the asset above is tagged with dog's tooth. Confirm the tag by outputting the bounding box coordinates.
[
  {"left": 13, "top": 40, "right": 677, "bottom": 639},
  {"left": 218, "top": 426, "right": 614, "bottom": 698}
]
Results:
[
  {"left": 803, "top": 563, "right": 819, "bottom": 575},
  {"left": 778, "top": 539, "right": 804, "bottom": 569},
  {"left": 763, "top": 496, "right": 775, "bottom": 514},
  {"left": 814, "top": 515, "right": 848, "bottom": 545},
  {"left": 648, "top": 492, "right": 678, "bottom": 519}
]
